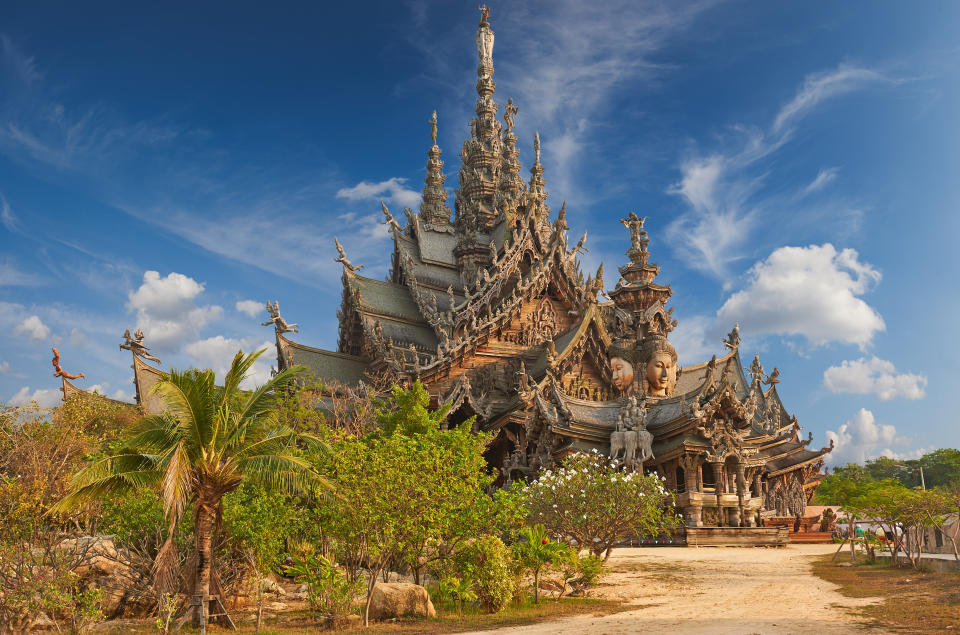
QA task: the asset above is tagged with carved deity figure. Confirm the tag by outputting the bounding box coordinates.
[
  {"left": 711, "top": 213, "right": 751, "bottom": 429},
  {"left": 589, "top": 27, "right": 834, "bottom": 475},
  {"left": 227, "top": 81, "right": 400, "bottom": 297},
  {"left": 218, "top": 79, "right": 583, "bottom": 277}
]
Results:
[
  {"left": 262, "top": 301, "right": 299, "bottom": 334},
  {"left": 429, "top": 110, "right": 438, "bottom": 146},
  {"left": 120, "top": 328, "right": 162, "bottom": 364},
  {"left": 504, "top": 98, "right": 518, "bottom": 131},
  {"left": 51, "top": 347, "right": 84, "bottom": 381},
  {"left": 723, "top": 323, "right": 740, "bottom": 350},
  {"left": 610, "top": 356, "right": 634, "bottom": 393},
  {"left": 619, "top": 212, "right": 649, "bottom": 252},
  {"left": 476, "top": 5, "right": 494, "bottom": 68},
  {"left": 646, "top": 351, "right": 676, "bottom": 397}
]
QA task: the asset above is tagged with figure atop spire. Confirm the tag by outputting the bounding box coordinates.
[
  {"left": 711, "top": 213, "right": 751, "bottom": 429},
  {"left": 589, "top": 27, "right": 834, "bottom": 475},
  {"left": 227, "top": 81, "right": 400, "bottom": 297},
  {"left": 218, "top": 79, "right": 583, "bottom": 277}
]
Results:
[
  {"left": 527, "top": 131, "right": 548, "bottom": 220},
  {"left": 497, "top": 98, "right": 524, "bottom": 229},
  {"left": 420, "top": 110, "right": 452, "bottom": 227}
]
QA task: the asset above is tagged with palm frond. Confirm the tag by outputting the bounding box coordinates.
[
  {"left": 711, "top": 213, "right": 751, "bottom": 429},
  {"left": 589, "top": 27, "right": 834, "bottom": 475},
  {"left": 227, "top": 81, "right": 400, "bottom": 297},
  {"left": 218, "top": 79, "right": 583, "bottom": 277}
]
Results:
[
  {"left": 236, "top": 453, "right": 332, "bottom": 496},
  {"left": 225, "top": 364, "right": 308, "bottom": 448},
  {"left": 152, "top": 368, "right": 217, "bottom": 450},
  {"left": 219, "top": 349, "right": 264, "bottom": 405},
  {"left": 161, "top": 442, "right": 193, "bottom": 522}
]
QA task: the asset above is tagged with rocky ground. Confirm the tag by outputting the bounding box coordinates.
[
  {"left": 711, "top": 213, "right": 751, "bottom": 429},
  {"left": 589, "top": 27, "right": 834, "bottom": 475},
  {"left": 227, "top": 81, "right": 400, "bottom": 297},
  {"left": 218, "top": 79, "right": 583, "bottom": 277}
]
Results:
[{"left": 464, "top": 543, "right": 886, "bottom": 634}]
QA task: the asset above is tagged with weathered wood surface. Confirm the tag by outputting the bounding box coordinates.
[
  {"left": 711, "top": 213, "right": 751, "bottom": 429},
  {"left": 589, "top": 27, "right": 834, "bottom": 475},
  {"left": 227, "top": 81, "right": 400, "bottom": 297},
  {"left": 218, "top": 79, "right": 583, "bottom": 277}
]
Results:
[{"left": 685, "top": 526, "right": 790, "bottom": 547}]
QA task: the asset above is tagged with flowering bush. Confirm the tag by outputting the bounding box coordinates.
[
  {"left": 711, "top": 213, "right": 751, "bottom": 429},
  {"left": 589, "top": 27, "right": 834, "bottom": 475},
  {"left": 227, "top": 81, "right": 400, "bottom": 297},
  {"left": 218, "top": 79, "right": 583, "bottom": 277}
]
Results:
[{"left": 523, "top": 451, "right": 682, "bottom": 560}]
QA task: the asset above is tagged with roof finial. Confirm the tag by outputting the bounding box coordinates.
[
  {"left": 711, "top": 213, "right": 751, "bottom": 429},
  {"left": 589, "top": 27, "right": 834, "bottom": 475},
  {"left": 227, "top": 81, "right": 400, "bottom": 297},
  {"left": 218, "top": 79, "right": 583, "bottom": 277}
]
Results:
[
  {"left": 504, "top": 97, "right": 518, "bottom": 132},
  {"left": 534, "top": 131, "right": 541, "bottom": 164},
  {"left": 429, "top": 110, "right": 438, "bottom": 146},
  {"left": 420, "top": 114, "right": 453, "bottom": 226},
  {"left": 334, "top": 238, "right": 364, "bottom": 272},
  {"left": 121, "top": 328, "right": 162, "bottom": 365},
  {"left": 262, "top": 300, "right": 299, "bottom": 334},
  {"left": 51, "top": 347, "right": 85, "bottom": 381}
]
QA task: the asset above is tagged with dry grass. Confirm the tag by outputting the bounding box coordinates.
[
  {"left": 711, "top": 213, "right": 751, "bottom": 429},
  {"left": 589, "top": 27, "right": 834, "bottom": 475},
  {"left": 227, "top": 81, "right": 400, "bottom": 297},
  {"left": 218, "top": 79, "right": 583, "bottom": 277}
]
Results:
[
  {"left": 811, "top": 554, "right": 960, "bottom": 633},
  {"left": 95, "top": 596, "right": 629, "bottom": 634}
]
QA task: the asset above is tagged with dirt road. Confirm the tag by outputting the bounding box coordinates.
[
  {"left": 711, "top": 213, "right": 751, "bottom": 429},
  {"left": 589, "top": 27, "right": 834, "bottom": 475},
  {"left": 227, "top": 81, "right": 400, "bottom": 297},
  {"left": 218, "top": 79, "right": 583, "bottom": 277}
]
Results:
[{"left": 466, "top": 543, "right": 885, "bottom": 634}]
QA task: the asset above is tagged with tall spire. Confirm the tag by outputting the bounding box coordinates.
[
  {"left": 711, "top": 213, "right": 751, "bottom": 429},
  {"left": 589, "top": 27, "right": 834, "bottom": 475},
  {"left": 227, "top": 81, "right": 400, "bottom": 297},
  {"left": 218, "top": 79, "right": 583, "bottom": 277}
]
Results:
[
  {"left": 609, "top": 213, "right": 672, "bottom": 317},
  {"left": 527, "top": 131, "right": 549, "bottom": 223},
  {"left": 497, "top": 97, "right": 524, "bottom": 229},
  {"left": 454, "top": 5, "right": 503, "bottom": 235},
  {"left": 420, "top": 110, "right": 452, "bottom": 227}
]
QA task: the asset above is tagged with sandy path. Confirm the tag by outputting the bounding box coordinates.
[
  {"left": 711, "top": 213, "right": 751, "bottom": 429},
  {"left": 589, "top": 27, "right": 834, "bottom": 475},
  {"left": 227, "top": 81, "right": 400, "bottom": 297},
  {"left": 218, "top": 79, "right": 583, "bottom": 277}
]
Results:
[{"left": 466, "top": 543, "right": 886, "bottom": 634}]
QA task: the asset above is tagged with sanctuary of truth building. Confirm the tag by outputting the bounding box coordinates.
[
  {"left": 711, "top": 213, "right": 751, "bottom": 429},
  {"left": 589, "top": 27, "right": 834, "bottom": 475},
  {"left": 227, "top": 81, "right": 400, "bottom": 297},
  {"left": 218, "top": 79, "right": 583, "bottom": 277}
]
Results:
[{"left": 62, "top": 7, "right": 832, "bottom": 530}]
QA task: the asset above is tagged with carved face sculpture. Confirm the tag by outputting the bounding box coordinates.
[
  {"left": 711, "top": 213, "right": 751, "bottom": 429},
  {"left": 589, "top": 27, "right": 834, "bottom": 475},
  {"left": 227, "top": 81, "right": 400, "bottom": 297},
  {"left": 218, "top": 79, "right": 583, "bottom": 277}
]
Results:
[
  {"left": 610, "top": 357, "right": 634, "bottom": 392},
  {"left": 645, "top": 352, "right": 676, "bottom": 396}
]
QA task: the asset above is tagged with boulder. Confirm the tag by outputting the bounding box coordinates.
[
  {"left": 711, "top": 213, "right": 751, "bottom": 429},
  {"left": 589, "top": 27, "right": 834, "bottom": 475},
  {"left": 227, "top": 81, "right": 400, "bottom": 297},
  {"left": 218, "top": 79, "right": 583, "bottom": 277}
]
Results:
[{"left": 368, "top": 583, "right": 436, "bottom": 621}]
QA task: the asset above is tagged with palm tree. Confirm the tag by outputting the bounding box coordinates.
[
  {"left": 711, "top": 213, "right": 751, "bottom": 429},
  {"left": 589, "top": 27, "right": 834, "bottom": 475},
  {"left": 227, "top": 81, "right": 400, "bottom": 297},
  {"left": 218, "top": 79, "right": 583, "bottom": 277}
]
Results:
[{"left": 54, "top": 349, "right": 329, "bottom": 631}]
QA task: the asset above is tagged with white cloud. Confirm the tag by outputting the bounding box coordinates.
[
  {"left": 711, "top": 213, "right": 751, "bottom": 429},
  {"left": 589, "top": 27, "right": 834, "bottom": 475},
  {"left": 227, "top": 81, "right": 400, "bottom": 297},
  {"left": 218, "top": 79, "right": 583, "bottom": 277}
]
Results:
[
  {"left": 773, "top": 66, "right": 892, "bottom": 134},
  {"left": 0, "top": 361, "right": 9, "bottom": 374},
  {"left": 802, "top": 167, "right": 839, "bottom": 196},
  {"left": 235, "top": 300, "right": 263, "bottom": 318},
  {"left": 8, "top": 385, "right": 61, "bottom": 407},
  {"left": 717, "top": 244, "right": 884, "bottom": 349},
  {"left": 69, "top": 327, "right": 86, "bottom": 347},
  {"left": 667, "top": 65, "right": 895, "bottom": 278},
  {"left": 825, "top": 408, "right": 912, "bottom": 465},
  {"left": 669, "top": 315, "right": 718, "bottom": 366},
  {"left": 336, "top": 177, "right": 421, "bottom": 209},
  {"left": 823, "top": 356, "right": 927, "bottom": 401},
  {"left": 184, "top": 335, "right": 276, "bottom": 390},
  {"left": 127, "top": 271, "right": 223, "bottom": 352},
  {"left": 0, "top": 259, "right": 43, "bottom": 286},
  {"left": 111, "top": 388, "right": 134, "bottom": 403},
  {"left": 0, "top": 195, "right": 16, "bottom": 232},
  {"left": 14, "top": 314, "right": 50, "bottom": 341}
]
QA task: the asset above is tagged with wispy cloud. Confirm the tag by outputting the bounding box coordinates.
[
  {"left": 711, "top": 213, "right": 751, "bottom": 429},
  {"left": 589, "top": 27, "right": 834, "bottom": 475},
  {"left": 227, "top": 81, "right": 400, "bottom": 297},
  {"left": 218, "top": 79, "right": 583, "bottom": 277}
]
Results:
[
  {"left": 337, "top": 177, "right": 421, "bottom": 209},
  {"left": 802, "top": 167, "right": 839, "bottom": 196},
  {"left": 667, "top": 65, "right": 897, "bottom": 279}
]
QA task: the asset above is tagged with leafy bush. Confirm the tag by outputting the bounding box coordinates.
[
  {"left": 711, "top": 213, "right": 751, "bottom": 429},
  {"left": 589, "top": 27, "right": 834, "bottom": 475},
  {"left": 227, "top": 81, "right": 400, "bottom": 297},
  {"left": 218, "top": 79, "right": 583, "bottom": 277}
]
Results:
[
  {"left": 453, "top": 535, "right": 516, "bottom": 612},
  {"left": 287, "top": 553, "right": 361, "bottom": 625},
  {"left": 0, "top": 539, "right": 105, "bottom": 634}
]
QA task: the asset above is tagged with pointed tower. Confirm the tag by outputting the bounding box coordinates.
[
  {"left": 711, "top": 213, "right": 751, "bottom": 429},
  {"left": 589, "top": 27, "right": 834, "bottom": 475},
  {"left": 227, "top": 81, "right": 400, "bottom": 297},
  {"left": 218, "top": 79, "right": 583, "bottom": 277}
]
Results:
[
  {"left": 497, "top": 97, "right": 524, "bottom": 230},
  {"left": 609, "top": 213, "right": 673, "bottom": 324},
  {"left": 527, "top": 131, "right": 550, "bottom": 226},
  {"left": 454, "top": 5, "right": 504, "bottom": 281},
  {"left": 420, "top": 110, "right": 452, "bottom": 228}
]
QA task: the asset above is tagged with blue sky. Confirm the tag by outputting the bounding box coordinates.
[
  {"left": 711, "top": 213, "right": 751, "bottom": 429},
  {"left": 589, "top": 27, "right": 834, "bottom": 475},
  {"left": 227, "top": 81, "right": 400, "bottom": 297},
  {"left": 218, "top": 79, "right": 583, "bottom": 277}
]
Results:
[{"left": 1, "top": 1, "right": 957, "bottom": 465}]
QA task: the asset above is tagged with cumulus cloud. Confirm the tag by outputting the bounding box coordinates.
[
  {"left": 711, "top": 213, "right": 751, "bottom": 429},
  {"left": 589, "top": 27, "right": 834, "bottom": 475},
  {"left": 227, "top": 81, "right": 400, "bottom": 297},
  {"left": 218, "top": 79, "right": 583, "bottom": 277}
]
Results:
[
  {"left": 823, "top": 356, "right": 927, "bottom": 401},
  {"left": 184, "top": 335, "right": 276, "bottom": 389},
  {"left": 127, "top": 271, "right": 222, "bottom": 351},
  {"left": 235, "top": 300, "right": 263, "bottom": 318},
  {"left": 14, "top": 314, "right": 50, "bottom": 341},
  {"left": 336, "top": 177, "right": 421, "bottom": 209},
  {"left": 825, "top": 408, "right": 912, "bottom": 465},
  {"left": 717, "top": 244, "right": 884, "bottom": 349},
  {"left": 9, "top": 385, "right": 61, "bottom": 407}
]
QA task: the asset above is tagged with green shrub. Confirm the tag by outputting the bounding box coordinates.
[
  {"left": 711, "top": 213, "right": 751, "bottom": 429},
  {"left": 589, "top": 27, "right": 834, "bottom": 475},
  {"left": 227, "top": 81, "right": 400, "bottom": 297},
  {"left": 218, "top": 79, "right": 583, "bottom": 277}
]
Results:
[
  {"left": 287, "top": 553, "right": 361, "bottom": 625},
  {"left": 453, "top": 535, "right": 516, "bottom": 612}
]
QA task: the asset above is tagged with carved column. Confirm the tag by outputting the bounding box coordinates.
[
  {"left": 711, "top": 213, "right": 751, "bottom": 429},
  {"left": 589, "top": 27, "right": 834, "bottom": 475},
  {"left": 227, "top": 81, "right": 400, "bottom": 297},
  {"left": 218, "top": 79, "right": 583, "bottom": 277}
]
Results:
[
  {"left": 736, "top": 463, "right": 747, "bottom": 528},
  {"left": 710, "top": 461, "right": 726, "bottom": 494}
]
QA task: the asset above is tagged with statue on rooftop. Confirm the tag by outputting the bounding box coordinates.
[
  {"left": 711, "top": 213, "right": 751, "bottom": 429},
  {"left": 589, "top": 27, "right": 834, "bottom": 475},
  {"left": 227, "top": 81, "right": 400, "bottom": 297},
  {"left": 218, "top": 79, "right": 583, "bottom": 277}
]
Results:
[
  {"left": 504, "top": 98, "right": 518, "bottom": 132},
  {"left": 619, "top": 212, "right": 649, "bottom": 253},
  {"left": 429, "top": 110, "right": 438, "bottom": 146},
  {"left": 51, "top": 347, "right": 84, "bottom": 381},
  {"left": 723, "top": 323, "right": 740, "bottom": 350},
  {"left": 262, "top": 300, "right": 299, "bottom": 334},
  {"left": 379, "top": 202, "right": 402, "bottom": 234},
  {"left": 120, "top": 328, "right": 162, "bottom": 364},
  {"left": 334, "top": 237, "right": 364, "bottom": 272},
  {"left": 762, "top": 367, "right": 781, "bottom": 385}
]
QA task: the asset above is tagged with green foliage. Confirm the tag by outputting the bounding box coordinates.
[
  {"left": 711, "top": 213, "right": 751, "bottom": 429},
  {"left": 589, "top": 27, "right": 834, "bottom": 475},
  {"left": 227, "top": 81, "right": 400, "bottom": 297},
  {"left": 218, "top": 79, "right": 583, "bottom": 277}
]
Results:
[
  {"left": 97, "top": 489, "right": 167, "bottom": 550},
  {"left": 523, "top": 451, "right": 681, "bottom": 559},
  {"left": 223, "top": 482, "right": 303, "bottom": 574},
  {"left": 0, "top": 540, "right": 105, "bottom": 634},
  {"left": 816, "top": 449, "right": 960, "bottom": 501},
  {"left": 314, "top": 380, "right": 500, "bottom": 624},
  {"left": 376, "top": 379, "right": 450, "bottom": 436},
  {"left": 286, "top": 553, "right": 361, "bottom": 624},
  {"left": 453, "top": 535, "right": 516, "bottom": 613},
  {"left": 510, "top": 524, "right": 571, "bottom": 603}
]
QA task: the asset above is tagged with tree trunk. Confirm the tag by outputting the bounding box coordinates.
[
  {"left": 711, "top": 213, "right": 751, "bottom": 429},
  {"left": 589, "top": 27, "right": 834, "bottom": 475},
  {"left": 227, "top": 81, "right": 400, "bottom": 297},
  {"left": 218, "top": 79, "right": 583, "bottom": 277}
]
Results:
[
  {"left": 533, "top": 567, "right": 540, "bottom": 604},
  {"left": 849, "top": 516, "right": 856, "bottom": 564},
  {"left": 364, "top": 564, "right": 383, "bottom": 627},
  {"left": 192, "top": 500, "right": 216, "bottom": 630}
]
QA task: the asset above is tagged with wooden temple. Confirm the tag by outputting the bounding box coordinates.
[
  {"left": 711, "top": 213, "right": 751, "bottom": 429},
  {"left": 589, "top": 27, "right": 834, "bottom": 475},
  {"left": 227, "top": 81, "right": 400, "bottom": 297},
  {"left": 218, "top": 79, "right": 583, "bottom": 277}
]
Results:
[{"left": 269, "top": 7, "right": 833, "bottom": 528}]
